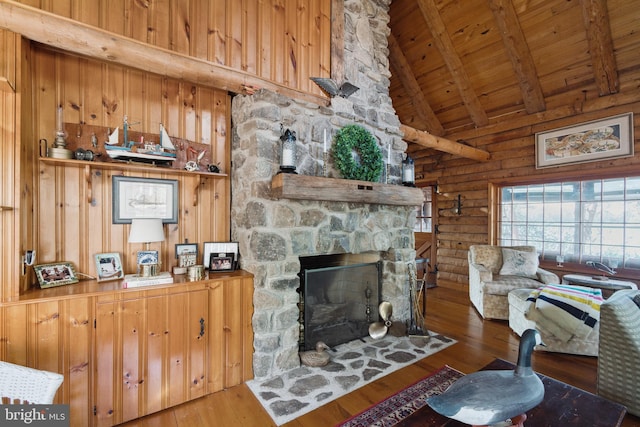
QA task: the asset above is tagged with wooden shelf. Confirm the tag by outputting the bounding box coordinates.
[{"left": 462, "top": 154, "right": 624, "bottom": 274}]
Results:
[
  {"left": 271, "top": 173, "right": 425, "bottom": 206},
  {"left": 39, "top": 156, "right": 227, "bottom": 178}
]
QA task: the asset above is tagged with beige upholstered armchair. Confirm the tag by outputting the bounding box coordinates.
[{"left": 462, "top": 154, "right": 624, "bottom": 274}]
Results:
[
  {"left": 598, "top": 289, "right": 640, "bottom": 416},
  {"left": 468, "top": 245, "right": 559, "bottom": 320}
]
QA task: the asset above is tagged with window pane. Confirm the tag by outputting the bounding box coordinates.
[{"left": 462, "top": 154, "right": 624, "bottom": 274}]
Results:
[{"left": 499, "top": 176, "right": 638, "bottom": 271}]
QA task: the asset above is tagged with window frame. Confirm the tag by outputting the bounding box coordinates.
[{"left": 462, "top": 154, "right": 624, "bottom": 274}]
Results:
[{"left": 488, "top": 165, "right": 640, "bottom": 280}]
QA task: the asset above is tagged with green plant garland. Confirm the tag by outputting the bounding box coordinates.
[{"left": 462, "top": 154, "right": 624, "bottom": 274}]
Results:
[{"left": 331, "top": 124, "right": 383, "bottom": 182}]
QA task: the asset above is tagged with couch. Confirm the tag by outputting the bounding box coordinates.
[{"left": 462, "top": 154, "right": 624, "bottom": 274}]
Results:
[
  {"left": 468, "top": 245, "right": 559, "bottom": 320},
  {"left": 597, "top": 289, "right": 640, "bottom": 416}
]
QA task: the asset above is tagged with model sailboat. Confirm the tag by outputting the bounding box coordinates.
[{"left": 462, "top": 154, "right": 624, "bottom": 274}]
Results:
[{"left": 105, "top": 117, "right": 177, "bottom": 164}]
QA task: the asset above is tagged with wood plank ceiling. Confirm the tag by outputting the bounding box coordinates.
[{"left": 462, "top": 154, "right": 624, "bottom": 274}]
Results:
[{"left": 388, "top": 0, "right": 638, "bottom": 161}]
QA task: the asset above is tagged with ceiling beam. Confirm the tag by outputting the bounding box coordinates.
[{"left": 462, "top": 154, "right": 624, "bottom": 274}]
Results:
[
  {"left": 388, "top": 34, "right": 445, "bottom": 136},
  {"left": 0, "top": 0, "right": 328, "bottom": 105},
  {"left": 400, "top": 124, "right": 491, "bottom": 162},
  {"left": 579, "top": 0, "right": 619, "bottom": 96},
  {"left": 416, "top": 0, "right": 488, "bottom": 127},
  {"left": 488, "top": 0, "right": 546, "bottom": 114}
]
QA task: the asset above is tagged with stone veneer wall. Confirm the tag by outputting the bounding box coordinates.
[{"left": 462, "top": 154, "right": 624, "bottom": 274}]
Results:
[{"left": 230, "top": 0, "right": 418, "bottom": 380}]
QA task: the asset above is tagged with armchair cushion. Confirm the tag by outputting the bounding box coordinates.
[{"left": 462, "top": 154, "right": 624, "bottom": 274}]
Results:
[{"left": 499, "top": 248, "right": 539, "bottom": 278}]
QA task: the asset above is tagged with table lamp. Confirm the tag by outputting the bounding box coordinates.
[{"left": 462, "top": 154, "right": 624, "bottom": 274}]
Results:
[{"left": 128, "top": 218, "right": 165, "bottom": 277}]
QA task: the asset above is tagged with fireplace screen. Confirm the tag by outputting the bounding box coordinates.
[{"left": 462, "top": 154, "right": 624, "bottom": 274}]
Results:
[{"left": 299, "top": 258, "right": 381, "bottom": 351}]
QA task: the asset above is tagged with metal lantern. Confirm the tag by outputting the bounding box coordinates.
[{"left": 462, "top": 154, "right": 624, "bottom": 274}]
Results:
[
  {"left": 279, "top": 127, "right": 297, "bottom": 174},
  {"left": 402, "top": 154, "right": 415, "bottom": 187}
]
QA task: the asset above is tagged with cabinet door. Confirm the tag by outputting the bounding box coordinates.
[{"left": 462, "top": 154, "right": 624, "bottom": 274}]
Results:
[
  {"left": 1, "top": 297, "right": 93, "bottom": 427},
  {"left": 94, "top": 289, "right": 208, "bottom": 427}
]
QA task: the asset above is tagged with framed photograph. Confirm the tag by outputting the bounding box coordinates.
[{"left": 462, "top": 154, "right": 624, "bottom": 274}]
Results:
[
  {"left": 137, "top": 250, "right": 159, "bottom": 265},
  {"left": 112, "top": 176, "right": 178, "bottom": 224},
  {"left": 209, "top": 254, "right": 234, "bottom": 271},
  {"left": 33, "top": 262, "right": 79, "bottom": 289},
  {"left": 95, "top": 252, "right": 124, "bottom": 282},
  {"left": 203, "top": 242, "right": 239, "bottom": 269},
  {"left": 535, "top": 113, "right": 634, "bottom": 169},
  {"left": 175, "top": 243, "right": 198, "bottom": 259}
]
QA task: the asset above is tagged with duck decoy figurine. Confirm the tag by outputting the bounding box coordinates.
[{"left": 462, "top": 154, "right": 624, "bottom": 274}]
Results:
[
  {"left": 426, "top": 329, "right": 544, "bottom": 426},
  {"left": 299, "top": 341, "right": 331, "bottom": 367}
]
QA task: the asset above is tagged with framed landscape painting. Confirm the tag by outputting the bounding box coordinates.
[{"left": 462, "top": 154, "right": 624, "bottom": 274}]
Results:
[{"left": 535, "top": 113, "right": 633, "bottom": 169}]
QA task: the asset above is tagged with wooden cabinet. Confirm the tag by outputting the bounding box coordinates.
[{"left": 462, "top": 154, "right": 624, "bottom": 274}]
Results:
[
  {"left": 95, "top": 287, "right": 209, "bottom": 426},
  {"left": 0, "top": 271, "right": 253, "bottom": 427}
]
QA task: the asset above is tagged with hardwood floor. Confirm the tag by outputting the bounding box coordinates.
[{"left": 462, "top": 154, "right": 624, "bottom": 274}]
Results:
[{"left": 123, "top": 284, "right": 640, "bottom": 427}]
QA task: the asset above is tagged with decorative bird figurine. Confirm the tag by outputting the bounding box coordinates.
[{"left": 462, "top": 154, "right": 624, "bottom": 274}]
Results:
[
  {"left": 310, "top": 77, "right": 360, "bottom": 98},
  {"left": 299, "top": 341, "right": 331, "bottom": 367},
  {"left": 426, "top": 329, "right": 545, "bottom": 426}
]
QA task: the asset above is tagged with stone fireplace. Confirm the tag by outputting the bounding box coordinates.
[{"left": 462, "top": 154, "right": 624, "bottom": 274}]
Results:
[{"left": 230, "top": 0, "right": 419, "bottom": 380}]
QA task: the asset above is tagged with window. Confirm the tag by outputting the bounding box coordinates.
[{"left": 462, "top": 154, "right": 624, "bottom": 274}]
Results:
[
  {"left": 498, "top": 177, "right": 640, "bottom": 270},
  {"left": 414, "top": 187, "right": 433, "bottom": 233}
]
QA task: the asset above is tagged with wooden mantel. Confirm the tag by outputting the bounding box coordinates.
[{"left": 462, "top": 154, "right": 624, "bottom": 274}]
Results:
[{"left": 271, "top": 173, "right": 425, "bottom": 206}]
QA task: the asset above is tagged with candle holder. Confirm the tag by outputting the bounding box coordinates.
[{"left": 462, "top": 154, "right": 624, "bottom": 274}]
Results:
[{"left": 279, "top": 126, "right": 297, "bottom": 174}]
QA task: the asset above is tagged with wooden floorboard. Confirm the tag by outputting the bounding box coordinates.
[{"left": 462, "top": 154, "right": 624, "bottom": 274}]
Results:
[{"left": 121, "top": 284, "right": 640, "bottom": 427}]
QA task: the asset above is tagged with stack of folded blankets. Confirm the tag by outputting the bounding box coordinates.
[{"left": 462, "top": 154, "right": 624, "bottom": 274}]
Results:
[{"left": 525, "top": 284, "right": 604, "bottom": 342}]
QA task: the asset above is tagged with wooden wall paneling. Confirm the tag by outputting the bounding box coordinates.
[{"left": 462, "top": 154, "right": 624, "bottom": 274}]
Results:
[
  {"left": 190, "top": 0, "right": 209, "bottom": 61},
  {"left": 148, "top": 0, "right": 169, "bottom": 50},
  {"left": 207, "top": 280, "right": 224, "bottom": 392},
  {"left": 297, "top": 0, "right": 310, "bottom": 92},
  {"left": 120, "top": 296, "right": 144, "bottom": 423},
  {"left": 0, "top": 29, "right": 16, "bottom": 91},
  {"left": 285, "top": 0, "right": 298, "bottom": 88},
  {"left": 240, "top": 275, "right": 254, "bottom": 382},
  {"left": 2, "top": 304, "right": 28, "bottom": 364},
  {"left": 123, "top": 68, "right": 145, "bottom": 134},
  {"left": 0, "top": 31, "right": 17, "bottom": 301},
  {"left": 95, "top": 300, "right": 117, "bottom": 427},
  {"left": 182, "top": 83, "right": 197, "bottom": 143},
  {"left": 101, "top": 0, "right": 126, "bottom": 36},
  {"left": 171, "top": 0, "right": 190, "bottom": 56},
  {"left": 187, "top": 289, "right": 208, "bottom": 400},
  {"left": 243, "top": 0, "right": 258, "bottom": 76},
  {"left": 224, "top": 277, "right": 243, "bottom": 387},
  {"left": 71, "top": 0, "right": 99, "bottom": 27},
  {"left": 272, "top": 0, "right": 286, "bottom": 84},
  {"left": 145, "top": 293, "right": 166, "bottom": 413},
  {"left": 63, "top": 297, "right": 94, "bottom": 427},
  {"left": 209, "top": 0, "right": 227, "bottom": 66},
  {"left": 19, "top": 36, "right": 33, "bottom": 297},
  {"left": 227, "top": 0, "right": 243, "bottom": 71},
  {"left": 258, "top": 0, "right": 272, "bottom": 79},
  {"left": 128, "top": 0, "right": 149, "bottom": 43},
  {"left": 166, "top": 291, "right": 187, "bottom": 407}
]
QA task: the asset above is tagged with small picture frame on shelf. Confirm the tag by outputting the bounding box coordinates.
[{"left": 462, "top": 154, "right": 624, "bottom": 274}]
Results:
[
  {"left": 33, "top": 262, "right": 79, "bottom": 289},
  {"left": 209, "top": 253, "right": 234, "bottom": 272},
  {"left": 95, "top": 252, "right": 124, "bottom": 282},
  {"left": 175, "top": 243, "right": 198, "bottom": 259},
  {"left": 137, "top": 250, "right": 159, "bottom": 265},
  {"left": 203, "top": 242, "right": 239, "bottom": 270}
]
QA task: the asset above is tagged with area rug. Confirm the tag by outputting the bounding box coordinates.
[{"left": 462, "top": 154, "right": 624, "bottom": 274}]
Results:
[
  {"left": 337, "top": 365, "right": 463, "bottom": 427},
  {"left": 247, "top": 332, "right": 456, "bottom": 426}
]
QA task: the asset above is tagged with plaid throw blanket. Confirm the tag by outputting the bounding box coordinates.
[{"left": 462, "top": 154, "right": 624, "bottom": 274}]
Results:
[{"left": 525, "top": 284, "right": 603, "bottom": 342}]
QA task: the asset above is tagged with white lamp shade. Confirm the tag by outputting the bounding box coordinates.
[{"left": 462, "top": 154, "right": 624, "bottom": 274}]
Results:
[{"left": 128, "top": 218, "right": 165, "bottom": 244}]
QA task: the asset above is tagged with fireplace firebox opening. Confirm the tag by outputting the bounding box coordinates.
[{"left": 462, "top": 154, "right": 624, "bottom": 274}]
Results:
[{"left": 298, "top": 253, "right": 382, "bottom": 351}]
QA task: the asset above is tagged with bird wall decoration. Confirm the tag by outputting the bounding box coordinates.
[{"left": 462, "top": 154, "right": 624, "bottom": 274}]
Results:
[
  {"left": 310, "top": 77, "right": 360, "bottom": 98},
  {"left": 426, "top": 329, "right": 545, "bottom": 426}
]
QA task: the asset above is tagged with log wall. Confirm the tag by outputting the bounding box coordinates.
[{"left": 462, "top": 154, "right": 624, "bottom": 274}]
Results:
[{"left": 412, "top": 101, "right": 640, "bottom": 288}]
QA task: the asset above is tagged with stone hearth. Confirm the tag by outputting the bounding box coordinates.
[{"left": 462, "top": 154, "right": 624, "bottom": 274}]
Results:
[{"left": 230, "top": 0, "right": 419, "bottom": 381}]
